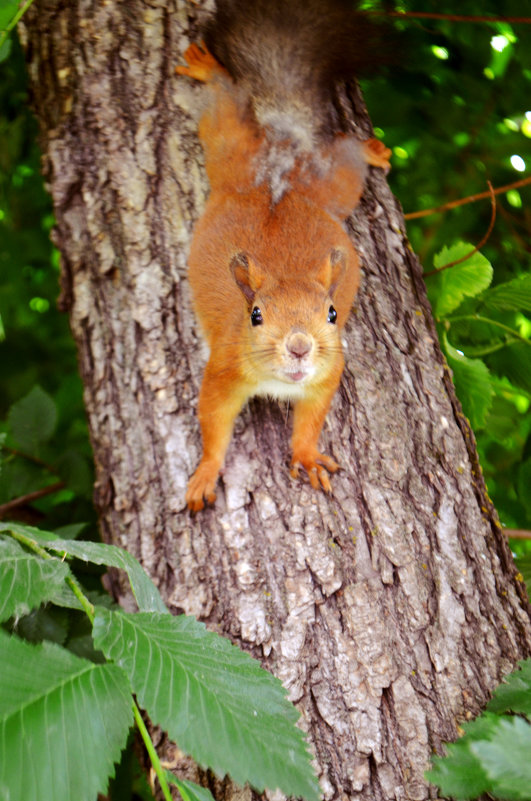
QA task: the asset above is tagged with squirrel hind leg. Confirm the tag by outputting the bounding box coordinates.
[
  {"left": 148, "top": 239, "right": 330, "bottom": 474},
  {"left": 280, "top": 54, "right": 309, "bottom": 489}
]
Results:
[
  {"left": 176, "top": 42, "right": 224, "bottom": 83},
  {"left": 362, "top": 137, "right": 392, "bottom": 172}
]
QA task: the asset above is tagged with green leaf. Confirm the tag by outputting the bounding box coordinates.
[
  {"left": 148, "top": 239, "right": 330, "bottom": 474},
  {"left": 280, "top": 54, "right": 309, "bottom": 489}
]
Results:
[
  {"left": 0, "top": 456, "right": 46, "bottom": 503},
  {"left": 111, "top": 737, "right": 157, "bottom": 801},
  {"left": 488, "top": 658, "right": 531, "bottom": 717},
  {"left": 0, "top": 0, "right": 21, "bottom": 29},
  {"left": 433, "top": 244, "right": 493, "bottom": 317},
  {"left": 46, "top": 538, "right": 169, "bottom": 614},
  {"left": 0, "top": 521, "right": 168, "bottom": 614},
  {"left": 0, "top": 630, "right": 133, "bottom": 801},
  {"left": 483, "top": 274, "right": 531, "bottom": 313},
  {"left": 426, "top": 714, "right": 498, "bottom": 799},
  {"left": 0, "top": 36, "right": 11, "bottom": 63},
  {"left": 443, "top": 334, "right": 494, "bottom": 428},
  {"left": 53, "top": 522, "right": 88, "bottom": 540},
  {"left": 56, "top": 450, "right": 93, "bottom": 496},
  {"left": 471, "top": 716, "right": 531, "bottom": 800},
  {"left": 487, "top": 342, "right": 531, "bottom": 395},
  {"left": 0, "top": 536, "right": 70, "bottom": 622},
  {"left": 166, "top": 774, "right": 216, "bottom": 801},
  {"left": 93, "top": 609, "right": 321, "bottom": 801},
  {"left": 14, "top": 604, "right": 70, "bottom": 645},
  {"left": 47, "top": 580, "right": 85, "bottom": 611},
  {"left": 7, "top": 385, "right": 57, "bottom": 453}
]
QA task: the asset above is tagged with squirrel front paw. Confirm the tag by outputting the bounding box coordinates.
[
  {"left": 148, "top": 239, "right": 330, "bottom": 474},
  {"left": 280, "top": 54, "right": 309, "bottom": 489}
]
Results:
[
  {"left": 186, "top": 459, "right": 220, "bottom": 512},
  {"left": 290, "top": 449, "right": 339, "bottom": 494},
  {"left": 176, "top": 42, "right": 221, "bottom": 83}
]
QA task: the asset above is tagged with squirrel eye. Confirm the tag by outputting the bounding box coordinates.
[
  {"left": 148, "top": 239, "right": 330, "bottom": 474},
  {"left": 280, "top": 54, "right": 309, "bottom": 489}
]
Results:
[
  {"left": 251, "top": 306, "right": 263, "bottom": 326},
  {"left": 327, "top": 305, "right": 337, "bottom": 324}
]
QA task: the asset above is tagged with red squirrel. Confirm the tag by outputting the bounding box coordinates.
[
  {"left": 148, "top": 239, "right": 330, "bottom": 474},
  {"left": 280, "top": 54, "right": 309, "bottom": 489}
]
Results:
[{"left": 177, "top": 0, "right": 391, "bottom": 511}]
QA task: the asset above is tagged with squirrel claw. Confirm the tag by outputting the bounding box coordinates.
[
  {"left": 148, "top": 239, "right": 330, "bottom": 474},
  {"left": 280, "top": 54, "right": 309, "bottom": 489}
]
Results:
[
  {"left": 290, "top": 452, "right": 339, "bottom": 494},
  {"left": 186, "top": 460, "right": 219, "bottom": 512},
  {"left": 176, "top": 42, "right": 221, "bottom": 82}
]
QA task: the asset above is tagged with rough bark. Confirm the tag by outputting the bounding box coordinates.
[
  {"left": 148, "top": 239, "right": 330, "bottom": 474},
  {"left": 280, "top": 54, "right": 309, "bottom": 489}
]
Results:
[{"left": 22, "top": 1, "right": 531, "bottom": 800}]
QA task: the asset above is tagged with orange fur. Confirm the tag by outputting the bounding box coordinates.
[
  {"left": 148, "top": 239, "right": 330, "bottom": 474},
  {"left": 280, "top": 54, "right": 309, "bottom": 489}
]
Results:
[{"left": 177, "top": 43, "right": 391, "bottom": 511}]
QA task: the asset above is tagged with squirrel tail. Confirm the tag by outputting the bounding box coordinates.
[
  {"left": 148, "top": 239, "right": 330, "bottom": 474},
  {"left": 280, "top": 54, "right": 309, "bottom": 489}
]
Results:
[{"left": 203, "top": 0, "right": 391, "bottom": 150}]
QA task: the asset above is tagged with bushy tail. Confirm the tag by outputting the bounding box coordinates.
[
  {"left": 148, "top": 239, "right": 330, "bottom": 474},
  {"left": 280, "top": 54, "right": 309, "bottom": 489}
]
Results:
[{"left": 203, "top": 0, "right": 392, "bottom": 147}]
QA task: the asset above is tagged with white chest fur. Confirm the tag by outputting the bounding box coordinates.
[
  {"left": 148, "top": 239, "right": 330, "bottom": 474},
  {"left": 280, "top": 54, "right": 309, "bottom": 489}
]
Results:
[{"left": 254, "top": 377, "right": 307, "bottom": 400}]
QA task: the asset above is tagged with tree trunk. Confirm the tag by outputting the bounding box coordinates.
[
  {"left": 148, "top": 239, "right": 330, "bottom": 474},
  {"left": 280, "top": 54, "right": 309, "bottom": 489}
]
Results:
[{"left": 22, "top": 1, "right": 531, "bottom": 799}]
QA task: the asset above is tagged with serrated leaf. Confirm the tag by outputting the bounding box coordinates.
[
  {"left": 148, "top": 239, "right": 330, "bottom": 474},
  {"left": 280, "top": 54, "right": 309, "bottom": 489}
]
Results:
[
  {"left": 46, "top": 538, "right": 169, "bottom": 614},
  {"left": 433, "top": 244, "right": 493, "bottom": 317},
  {"left": 0, "top": 522, "right": 168, "bottom": 614},
  {"left": 0, "top": 536, "right": 70, "bottom": 622},
  {"left": 93, "top": 609, "right": 321, "bottom": 801},
  {"left": 0, "top": 630, "right": 133, "bottom": 801},
  {"left": 484, "top": 274, "right": 531, "bottom": 313},
  {"left": 7, "top": 385, "right": 57, "bottom": 453},
  {"left": 167, "top": 774, "right": 216, "bottom": 801},
  {"left": 488, "top": 658, "right": 531, "bottom": 717},
  {"left": 426, "top": 714, "right": 498, "bottom": 799},
  {"left": 443, "top": 335, "right": 494, "bottom": 428},
  {"left": 471, "top": 716, "right": 531, "bottom": 800}
]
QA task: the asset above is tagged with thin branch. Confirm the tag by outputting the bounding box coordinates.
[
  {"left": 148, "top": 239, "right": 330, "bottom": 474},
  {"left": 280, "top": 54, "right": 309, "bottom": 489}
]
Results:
[
  {"left": 133, "top": 705, "right": 173, "bottom": 801},
  {"left": 369, "top": 11, "right": 531, "bottom": 24},
  {"left": 504, "top": 529, "right": 531, "bottom": 540},
  {"left": 0, "top": 481, "right": 66, "bottom": 518},
  {"left": 423, "top": 182, "right": 496, "bottom": 277},
  {"left": 404, "top": 176, "right": 531, "bottom": 220},
  {"left": 1, "top": 444, "right": 58, "bottom": 474}
]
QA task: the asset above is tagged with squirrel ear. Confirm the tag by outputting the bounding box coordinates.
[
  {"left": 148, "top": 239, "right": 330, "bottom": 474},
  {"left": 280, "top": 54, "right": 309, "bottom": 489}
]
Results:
[
  {"left": 317, "top": 248, "right": 346, "bottom": 297},
  {"left": 230, "top": 252, "right": 264, "bottom": 305}
]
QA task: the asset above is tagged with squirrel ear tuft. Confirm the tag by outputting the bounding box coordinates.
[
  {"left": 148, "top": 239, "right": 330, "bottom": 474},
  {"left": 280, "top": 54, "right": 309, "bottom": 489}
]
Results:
[
  {"left": 316, "top": 248, "right": 346, "bottom": 296},
  {"left": 230, "top": 252, "right": 264, "bottom": 304}
]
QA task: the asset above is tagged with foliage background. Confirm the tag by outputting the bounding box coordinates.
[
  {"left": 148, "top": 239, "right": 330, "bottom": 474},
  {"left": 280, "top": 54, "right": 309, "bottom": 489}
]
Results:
[
  {"left": 0, "top": 1, "right": 531, "bottom": 800},
  {"left": 0, "top": 3, "right": 530, "bottom": 537}
]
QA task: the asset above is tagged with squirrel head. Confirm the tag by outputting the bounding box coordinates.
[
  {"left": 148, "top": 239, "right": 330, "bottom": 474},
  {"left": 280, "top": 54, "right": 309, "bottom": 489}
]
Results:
[{"left": 230, "top": 249, "right": 346, "bottom": 396}]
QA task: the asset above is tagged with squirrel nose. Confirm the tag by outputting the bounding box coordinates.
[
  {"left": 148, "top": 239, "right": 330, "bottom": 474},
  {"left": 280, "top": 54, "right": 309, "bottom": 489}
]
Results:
[{"left": 287, "top": 332, "right": 312, "bottom": 359}]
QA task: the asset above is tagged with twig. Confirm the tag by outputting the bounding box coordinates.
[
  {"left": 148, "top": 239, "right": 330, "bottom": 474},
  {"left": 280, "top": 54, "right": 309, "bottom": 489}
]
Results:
[
  {"left": 423, "top": 182, "right": 496, "bottom": 277},
  {"left": 404, "top": 176, "right": 531, "bottom": 220},
  {"left": 370, "top": 11, "right": 531, "bottom": 24},
  {"left": 0, "top": 481, "right": 66, "bottom": 518},
  {"left": 1, "top": 444, "right": 58, "bottom": 474},
  {"left": 504, "top": 529, "right": 531, "bottom": 540}
]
